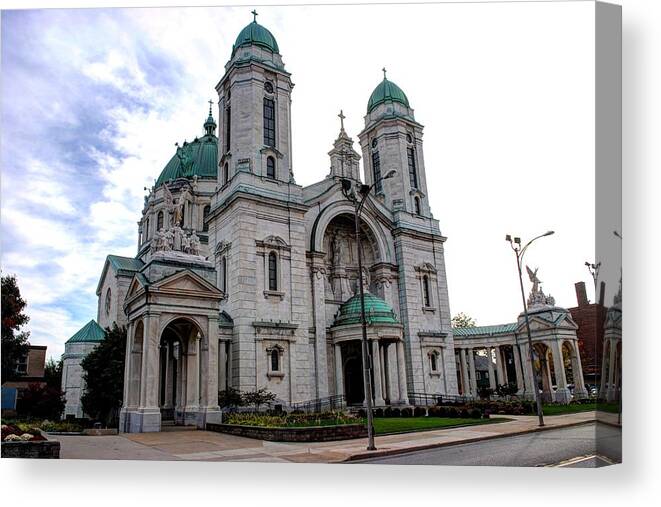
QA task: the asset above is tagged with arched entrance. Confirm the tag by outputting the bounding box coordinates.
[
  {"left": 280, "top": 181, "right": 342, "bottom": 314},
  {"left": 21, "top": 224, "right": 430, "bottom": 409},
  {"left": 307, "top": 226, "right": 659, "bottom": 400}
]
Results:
[
  {"left": 158, "top": 317, "right": 204, "bottom": 425},
  {"left": 342, "top": 341, "right": 364, "bottom": 405}
]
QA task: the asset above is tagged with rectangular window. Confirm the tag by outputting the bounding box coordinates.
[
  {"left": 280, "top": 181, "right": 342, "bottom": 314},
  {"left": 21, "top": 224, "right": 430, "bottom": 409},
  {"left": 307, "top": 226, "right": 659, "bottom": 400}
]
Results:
[
  {"left": 268, "top": 252, "right": 278, "bottom": 291},
  {"left": 263, "top": 98, "right": 276, "bottom": 147},
  {"left": 225, "top": 106, "right": 231, "bottom": 153},
  {"left": 372, "top": 151, "right": 382, "bottom": 194},
  {"left": 407, "top": 147, "right": 418, "bottom": 189}
]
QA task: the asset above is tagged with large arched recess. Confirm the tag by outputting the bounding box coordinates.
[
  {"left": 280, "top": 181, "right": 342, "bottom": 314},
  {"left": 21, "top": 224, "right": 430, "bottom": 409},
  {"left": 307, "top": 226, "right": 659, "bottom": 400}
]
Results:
[{"left": 309, "top": 200, "right": 393, "bottom": 263}]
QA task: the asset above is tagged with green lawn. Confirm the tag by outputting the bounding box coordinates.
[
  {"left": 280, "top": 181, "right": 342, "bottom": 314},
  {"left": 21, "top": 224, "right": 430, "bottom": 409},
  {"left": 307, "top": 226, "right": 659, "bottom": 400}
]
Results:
[
  {"left": 372, "top": 417, "right": 508, "bottom": 435},
  {"left": 542, "top": 402, "right": 619, "bottom": 415}
]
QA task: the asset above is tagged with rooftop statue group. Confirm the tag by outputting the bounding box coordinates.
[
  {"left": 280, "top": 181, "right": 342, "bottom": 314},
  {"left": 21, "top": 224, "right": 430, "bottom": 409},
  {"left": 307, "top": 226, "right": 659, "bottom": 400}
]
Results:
[
  {"left": 150, "top": 183, "right": 202, "bottom": 257},
  {"left": 526, "top": 265, "right": 556, "bottom": 309}
]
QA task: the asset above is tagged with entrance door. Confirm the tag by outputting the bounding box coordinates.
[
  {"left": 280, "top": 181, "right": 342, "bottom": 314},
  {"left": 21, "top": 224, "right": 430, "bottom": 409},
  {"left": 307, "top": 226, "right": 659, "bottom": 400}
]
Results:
[{"left": 343, "top": 341, "right": 364, "bottom": 405}]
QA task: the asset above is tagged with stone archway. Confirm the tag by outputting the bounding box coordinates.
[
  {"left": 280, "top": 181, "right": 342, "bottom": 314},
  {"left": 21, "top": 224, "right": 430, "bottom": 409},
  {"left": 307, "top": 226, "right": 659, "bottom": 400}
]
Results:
[{"left": 158, "top": 317, "right": 204, "bottom": 426}]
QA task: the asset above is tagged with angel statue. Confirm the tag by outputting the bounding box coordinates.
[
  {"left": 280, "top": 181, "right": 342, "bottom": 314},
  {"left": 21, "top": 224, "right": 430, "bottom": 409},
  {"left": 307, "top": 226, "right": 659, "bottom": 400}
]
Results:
[
  {"left": 163, "top": 184, "right": 176, "bottom": 227},
  {"left": 526, "top": 265, "right": 542, "bottom": 294}
]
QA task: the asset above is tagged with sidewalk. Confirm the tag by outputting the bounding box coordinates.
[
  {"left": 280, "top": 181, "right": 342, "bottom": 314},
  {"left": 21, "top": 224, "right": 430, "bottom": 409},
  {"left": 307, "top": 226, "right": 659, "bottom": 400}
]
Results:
[{"left": 51, "top": 411, "right": 609, "bottom": 463}]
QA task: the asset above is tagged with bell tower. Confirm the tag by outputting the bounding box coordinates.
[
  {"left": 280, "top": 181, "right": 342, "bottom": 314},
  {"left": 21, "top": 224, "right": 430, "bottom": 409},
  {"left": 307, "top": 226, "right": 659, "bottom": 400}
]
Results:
[
  {"left": 215, "top": 10, "right": 294, "bottom": 187},
  {"left": 358, "top": 70, "right": 430, "bottom": 217}
]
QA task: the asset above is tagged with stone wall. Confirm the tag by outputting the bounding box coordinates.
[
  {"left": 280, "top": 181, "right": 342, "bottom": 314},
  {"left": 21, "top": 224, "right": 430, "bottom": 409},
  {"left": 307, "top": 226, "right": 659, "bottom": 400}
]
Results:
[{"left": 1, "top": 440, "right": 60, "bottom": 459}]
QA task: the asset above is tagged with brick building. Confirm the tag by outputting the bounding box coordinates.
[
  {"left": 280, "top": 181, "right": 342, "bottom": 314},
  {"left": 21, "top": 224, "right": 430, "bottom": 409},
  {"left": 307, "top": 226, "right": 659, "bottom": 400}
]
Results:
[{"left": 568, "top": 281, "right": 607, "bottom": 388}]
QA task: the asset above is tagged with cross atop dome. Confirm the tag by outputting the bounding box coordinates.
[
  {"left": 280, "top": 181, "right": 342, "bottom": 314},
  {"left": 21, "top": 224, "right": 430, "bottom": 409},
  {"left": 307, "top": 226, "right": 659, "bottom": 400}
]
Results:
[
  {"left": 251, "top": 9, "right": 258, "bottom": 22},
  {"left": 382, "top": 67, "right": 387, "bottom": 80},
  {"left": 204, "top": 100, "right": 216, "bottom": 136},
  {"left": 338, "top": 110, "right": 346, "bottom": 132}
]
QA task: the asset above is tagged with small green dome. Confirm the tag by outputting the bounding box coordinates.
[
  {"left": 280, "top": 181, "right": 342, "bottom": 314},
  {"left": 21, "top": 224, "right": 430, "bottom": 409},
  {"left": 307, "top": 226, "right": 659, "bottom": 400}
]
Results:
[
  {"left": 232, "top": 20, "right": 280, "bottom": 57},
  {"left": 334, "top": 292, "right": 400, "bottom": 326},
  {"left": 155, "top": 134, "right": 218, "bottom": 187},
  {"left": 367, "top": 77, "right": 410, "bottom": 113}
]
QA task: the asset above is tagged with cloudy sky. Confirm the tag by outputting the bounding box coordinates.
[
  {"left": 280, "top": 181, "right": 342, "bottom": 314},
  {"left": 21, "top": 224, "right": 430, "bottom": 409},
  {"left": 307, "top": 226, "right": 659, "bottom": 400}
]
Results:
[{"left": 1, "top": 2, "right": 615, "bottom": 360}]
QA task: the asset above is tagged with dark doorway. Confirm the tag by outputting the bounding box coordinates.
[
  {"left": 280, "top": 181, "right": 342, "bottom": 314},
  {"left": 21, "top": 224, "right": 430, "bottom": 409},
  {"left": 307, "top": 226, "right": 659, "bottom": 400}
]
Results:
[{"left": 343, "top": 341, "right": 364, "bottom": 405}]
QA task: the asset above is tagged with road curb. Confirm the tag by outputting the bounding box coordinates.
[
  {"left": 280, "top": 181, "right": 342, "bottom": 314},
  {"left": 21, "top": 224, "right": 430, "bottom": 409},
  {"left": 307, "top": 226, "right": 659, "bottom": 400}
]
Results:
[{"left": 343, "top": 419, "right": 596, "bottom": 462}]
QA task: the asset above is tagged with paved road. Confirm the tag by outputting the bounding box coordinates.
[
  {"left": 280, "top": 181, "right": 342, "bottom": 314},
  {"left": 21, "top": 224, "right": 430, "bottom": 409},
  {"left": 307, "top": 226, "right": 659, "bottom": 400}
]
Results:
[{"left": 353, "top": 422, "right": 621, "bottom": 467}]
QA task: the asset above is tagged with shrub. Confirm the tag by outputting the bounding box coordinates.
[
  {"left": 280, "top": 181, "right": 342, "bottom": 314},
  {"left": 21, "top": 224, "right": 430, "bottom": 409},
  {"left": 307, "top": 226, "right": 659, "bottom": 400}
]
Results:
[
  {"left": 242, "top": 388, "right": 276, "bottom": 409},
  {"left": 400, "top": 407, "right": 413, "bottom": 417},
  {"left": 218, "top": 387, "right": 244, "bottom": 408},
  {"left": 373, "top": 408, "right": 384, "bottom": 417},
  {"left": 356, "top": 408, "right": 366, "bottom": 418},
  {"left": 477, "top": 386, "right": 494, "bottom": 400},
  {"left": 413, "top": 406, "right": 427, "bottom": 417},
  {"left": 469, "top": 408, "right": 482, "bottom": 419},
  {"left": 495, "top": 383, "right": 519, "bottom": 397},
  {"left": 390, "top": 408, "right": 401, "bottom": 417},
  {"left": 427, "top": 406, "right": 441, "bottom": 417},
  {"left": 383, "top": 407, "right": 393, "bottom": 418}
]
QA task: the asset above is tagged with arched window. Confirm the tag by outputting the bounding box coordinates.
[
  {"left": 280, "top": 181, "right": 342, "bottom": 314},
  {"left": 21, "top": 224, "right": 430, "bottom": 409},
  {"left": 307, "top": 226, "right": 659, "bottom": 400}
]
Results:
[
  {"left": 180, "top": 204, "right": 185, "bottom": 229},
  {"left": 407, "top": 147, "right": 418, "bottom": 189},
  {"left": 423, "top": 275, "right": 431, "bottom": 307},
  {"left": 372, "top": 151, "right": 382, "bottom": 193},
  {"left": 220, "top": 256, "right": 227, "bottom": 292},
  {"left": 157, "top": 211, "right": 164, "bottom": 231},
  {"left": 271, "top": 348, "right": 280, "bottom": 372},
  {"left": 145, "top": 217, "right": 150, "bottom": 240},
  {"left": 266, "top": 156, "right": 276, "bottom": 179},
  {"left": 263, "top": 97, "right": 276, "bottom": 147},
  {"left": 203, "top": 205, "right": 210, "bottom": 232},
  {"left": 223, "top": 162, "right": 229, "bottom": 184},
  {"left": 268, "top": 252, "right": 278, "bottom": 291},
  {"left": 430, "top": 351, "right": 438, "bottom": 372},
  {"left": 224, "top": 105, "right": 231, "bottom": 153},
  {"left": 105, "top": 288, "right": 112, "bottom": 317},
  {"left": 414, "top": 197, "right": 421, "bottom": 215}
]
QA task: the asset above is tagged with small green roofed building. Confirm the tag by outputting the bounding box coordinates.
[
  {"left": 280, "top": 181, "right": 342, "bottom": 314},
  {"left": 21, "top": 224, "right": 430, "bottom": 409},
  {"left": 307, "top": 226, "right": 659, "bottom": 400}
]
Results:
[{"left": 61, "top": 319, "right": 107, "bottom": 419}]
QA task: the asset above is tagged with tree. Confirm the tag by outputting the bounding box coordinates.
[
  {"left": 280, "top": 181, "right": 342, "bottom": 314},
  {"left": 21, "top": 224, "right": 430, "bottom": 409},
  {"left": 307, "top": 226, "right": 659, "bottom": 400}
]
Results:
[
  {"left": 1, "top": 274, "right": 30, "bottom": 381},
  {"left": 80, "top": 324, "right": 126, "bottom": 426},
  {"left": 44, "top": 358, "right": 63, "bottom": 389},
  {"left": 242, "top": 388, "right": 276, "bottom": 410},
  {"left": 18, "top": 383, "right": 65, "bottom": 420},
  {"left": 452, "top": 312, "right": 476, "bottom": 328},
  {"left": 218, "top": 387, "right": 244, "bottom": 408}
]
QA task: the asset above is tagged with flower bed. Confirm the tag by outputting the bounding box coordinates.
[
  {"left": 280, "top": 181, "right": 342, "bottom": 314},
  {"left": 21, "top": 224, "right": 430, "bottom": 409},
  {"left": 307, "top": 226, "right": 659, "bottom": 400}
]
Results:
[
  {"left": 208, "top": 411, "right": 367, "bottom": 442},
  {"left": 1, "top": 424, "right": 60, "bottom": 459}
]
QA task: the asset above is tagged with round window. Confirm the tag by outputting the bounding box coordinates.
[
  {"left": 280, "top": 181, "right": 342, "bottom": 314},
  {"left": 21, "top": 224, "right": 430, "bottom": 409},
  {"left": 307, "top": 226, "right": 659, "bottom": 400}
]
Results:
[
  {"left": 105, "top": 288, "right": 112, "bottom": 316},
  {"left": 406, "top": 133, "right": 413, "bottom": 144},
  {"left": 264, "top": 81, "right": 274, "bottom": 94},
  {"left": 371, "top": 138, "right": 378, "bottom": 149}
]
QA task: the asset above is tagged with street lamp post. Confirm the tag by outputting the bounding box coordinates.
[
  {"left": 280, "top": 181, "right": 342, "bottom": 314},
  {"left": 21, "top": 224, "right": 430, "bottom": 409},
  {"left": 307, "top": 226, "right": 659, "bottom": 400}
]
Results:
[
  {"left": 340, "top": 169, "right": 397, "bottom": 451},
  {"left": 505, "top": 231, "right": 555, "bottom": 427}
]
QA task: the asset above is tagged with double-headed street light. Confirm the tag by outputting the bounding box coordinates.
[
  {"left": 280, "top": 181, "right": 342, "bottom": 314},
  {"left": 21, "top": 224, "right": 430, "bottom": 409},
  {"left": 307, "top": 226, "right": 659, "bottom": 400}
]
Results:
[
  {"left": 505, "top": 230, "right": 555, "bottom": 427},
  {"left": 340, "top": 169, "right": 397, "bottom": 451}
]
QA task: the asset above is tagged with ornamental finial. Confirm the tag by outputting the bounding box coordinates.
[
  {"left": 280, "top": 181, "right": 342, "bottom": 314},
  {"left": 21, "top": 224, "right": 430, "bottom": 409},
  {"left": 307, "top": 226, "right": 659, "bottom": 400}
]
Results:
[
  {"left": 382, "top": 67, "right": 387, "bottom": 80},
  {"left": 208, "top": 99, "right": 214, "bottom": 116},
  {"left": 252, "top": 9, "right": 258, "bottom": 22}
]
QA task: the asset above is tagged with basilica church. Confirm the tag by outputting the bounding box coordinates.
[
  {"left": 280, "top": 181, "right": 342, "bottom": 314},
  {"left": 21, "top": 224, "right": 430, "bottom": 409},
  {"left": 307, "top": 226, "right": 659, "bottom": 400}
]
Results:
[{"left": 60, "top": 14, "right": 588, "bottom": 432}]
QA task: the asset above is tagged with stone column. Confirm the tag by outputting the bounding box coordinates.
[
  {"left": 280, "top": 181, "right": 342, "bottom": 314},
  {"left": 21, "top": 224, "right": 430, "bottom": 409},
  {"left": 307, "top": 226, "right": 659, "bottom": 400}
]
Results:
[
  {"left": 311, "top": 263, "right": 329, "bottom": 398},
  {"left": 467, "top": 348, "right": 477, "bottom": 396},
  {"left": 201, "top": 316, "right": 222, "bottom": 425},
  {"left": 599, "top": 340, "right": 610, "bottom": 398},
  {"left": 513, "top": 344, "right": 524, "bottom": 393},
  {"left": 185, "top": 334, "right": 200, "bottom": 422},
  {"left": 334, "top": 343, "right": 343, "bottom": 397},
  {"left": 550, "top": 340, "right": 571, "bottom": 403},
  {"left": 487, "top": 348, "right": 496, "bottom": 390},
  {"left": 218, "top": 340, "right": 228, "bottom": 391},
  {"left": 122, "top": 322, "right": 133, "bottom": 409},
  {"left": 459, "top": 348, "right": 469, "bottom": 396},
  {"left": 372, "top": 340, "right": 385, "bottom": 406},
  {"left": 607, "top": 338, "right": 617, "bottom": 401},
  {"left": 387, "top": 344, "right": 398, "bottom": 402},
  {"left": 570, "top": 340, "right": 588, "bottom": 398},
  {"left": 162, "top": 343, "right": 170, "bottom": 408},
  {"left": 494, "top": 346, "right": 504, "bottom": 387},
  {"left": 379, "top": 343, "right": 388, "bottom": 402},
  {"left": 138, "top": 313, "right": 161, "bottom": 432},
  {"left": 521, "top": 343, "right": 536, "bottom": 397},
  {"left": 396, "top": 341, "right": 409, "bottom": 405}
]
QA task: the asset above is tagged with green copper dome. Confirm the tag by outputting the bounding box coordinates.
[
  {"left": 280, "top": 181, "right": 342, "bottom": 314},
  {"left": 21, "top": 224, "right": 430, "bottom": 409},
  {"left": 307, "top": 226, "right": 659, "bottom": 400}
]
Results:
[
  {"left": 232, "top": 19, "right": 280, "bottom": 57},
  {"left": 334, "top": 292, "right": 400, "bottom": 326},
  {"left": 367, "top": 76, "right": 410, "bottom": 113},
  {"left": 155, "top": 134, "right": 218, "bottom": 187}
]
